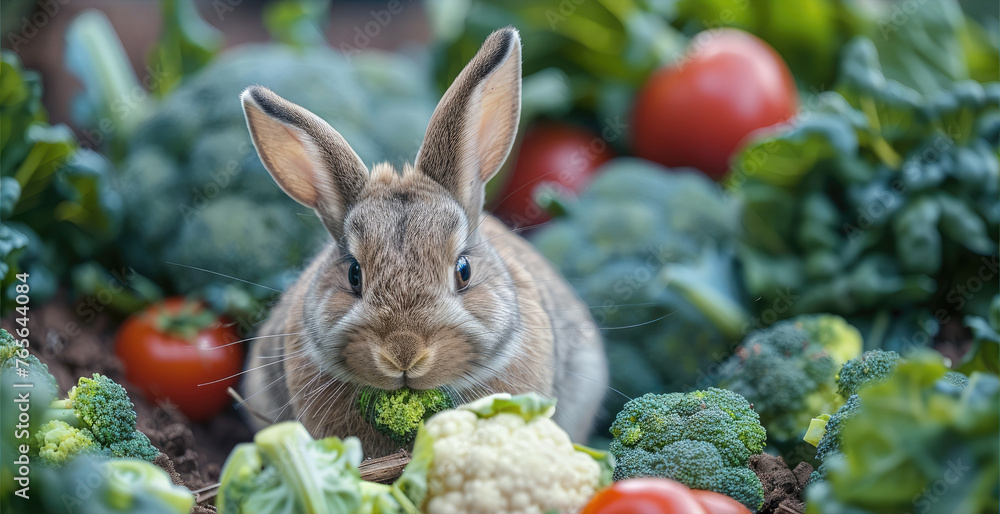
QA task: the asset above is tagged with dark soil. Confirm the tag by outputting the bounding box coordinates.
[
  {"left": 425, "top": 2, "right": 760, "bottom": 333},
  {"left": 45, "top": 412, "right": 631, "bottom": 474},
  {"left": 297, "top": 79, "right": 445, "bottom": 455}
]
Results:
[
  {"left": 750, "top": 453, "right": 813, "bottom": 514},
  {"left": 2, "top": 296, "right": 254, "bottom": 506}
]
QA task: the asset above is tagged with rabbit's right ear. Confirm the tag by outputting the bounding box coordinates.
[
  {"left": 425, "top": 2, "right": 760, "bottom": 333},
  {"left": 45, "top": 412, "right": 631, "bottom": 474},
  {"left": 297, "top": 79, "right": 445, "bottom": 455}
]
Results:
[{"left": 241, "top": 86, "right": 368, "bottom": 238}]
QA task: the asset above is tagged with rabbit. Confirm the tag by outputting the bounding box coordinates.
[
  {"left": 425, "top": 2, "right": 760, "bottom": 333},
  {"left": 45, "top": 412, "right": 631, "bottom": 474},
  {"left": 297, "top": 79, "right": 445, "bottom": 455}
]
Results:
[{"left": 237, "top": 27, "right": 607, "bottom": 457}]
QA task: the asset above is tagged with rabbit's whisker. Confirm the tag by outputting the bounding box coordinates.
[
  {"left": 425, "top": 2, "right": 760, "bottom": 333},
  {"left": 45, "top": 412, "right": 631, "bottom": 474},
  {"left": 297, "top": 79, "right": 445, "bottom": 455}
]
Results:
[{"left": 164, "top": 261, "right": 284, "bottom": 292}]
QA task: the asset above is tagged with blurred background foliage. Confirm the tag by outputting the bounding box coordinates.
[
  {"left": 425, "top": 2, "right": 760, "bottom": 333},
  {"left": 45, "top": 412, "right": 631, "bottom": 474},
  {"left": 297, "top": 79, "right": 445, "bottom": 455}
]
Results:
[{"left": 0, "top": 0, "right": 997, "bottom": 450}]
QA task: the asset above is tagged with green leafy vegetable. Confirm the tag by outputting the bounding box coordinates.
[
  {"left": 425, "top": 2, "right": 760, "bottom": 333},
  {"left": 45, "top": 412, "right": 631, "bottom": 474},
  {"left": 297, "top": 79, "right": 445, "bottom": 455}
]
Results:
[
  {"left": 217, "top": 421, "right": 417, "bottom": 514},
  {"left": 806, "top": 353, "right": 995, "bottom": 514},
  {"left": 730, "top": 37, "right": 999, "bottom": 351},
  {"left": 1, "top": 50, "right": 123, "bottom": 309},
  {"left": 146, "top": 0, "right": 223, "bottom": 97}
]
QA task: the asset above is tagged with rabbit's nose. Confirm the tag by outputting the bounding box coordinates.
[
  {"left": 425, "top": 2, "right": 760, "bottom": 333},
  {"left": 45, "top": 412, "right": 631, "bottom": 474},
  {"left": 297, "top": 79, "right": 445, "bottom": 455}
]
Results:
[{"left": 380, "top": 332, "right": 429, "bottom": 372}]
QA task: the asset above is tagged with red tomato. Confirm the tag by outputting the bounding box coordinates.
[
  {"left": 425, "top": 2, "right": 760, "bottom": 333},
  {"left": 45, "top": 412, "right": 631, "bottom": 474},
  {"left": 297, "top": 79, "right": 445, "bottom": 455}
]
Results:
[
  {"left": 115, "top": 297, "right": 243, "bottom": 422},
  {"left": 690, "top": 489, "right": 752, "bottom": 514},
  {"left": 581, "top": 478, "right": 708, "bottom": 514},
  {"left": 632, "top": 28, "right": 798, "bottom": 179},
  {"left": 491, "top": 122, "right": 614, "bottom": 228}
]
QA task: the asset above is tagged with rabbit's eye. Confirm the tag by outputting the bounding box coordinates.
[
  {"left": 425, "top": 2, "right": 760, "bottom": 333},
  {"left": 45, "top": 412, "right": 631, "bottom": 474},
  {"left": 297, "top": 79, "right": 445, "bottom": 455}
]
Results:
[
  {"left": 454, "top": 256, "right": 471, "bottom": 291},
  {"left": 348, "top": 259, "right": 362, "bottom": 294}
]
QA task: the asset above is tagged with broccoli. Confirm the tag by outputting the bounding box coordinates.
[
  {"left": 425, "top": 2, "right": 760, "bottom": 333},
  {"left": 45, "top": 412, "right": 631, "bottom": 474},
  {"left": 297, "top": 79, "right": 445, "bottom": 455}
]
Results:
[
  {"left": 217, "top": 421, "right": 418, "bottom": 514},
  {"left": 806, "top": 353, "right": 995, "bottom": 513},
  {"left": 42, "top": 373, "right": 159, "bottom": 462},
  {"left": 356, "top": 387, "right": 454, "bottom": 445},
  {"left": 34, "top": 420, "right": 101, "bottom": 467},
  {"left": 396, "top": 393, "right": 614, "bottom": 514},
  {"left": 834, "top": 349, "right": 900, "bottom": 399},
  {"left": 716, "top": 315, "right": 861, "bottom": 454},
  {"left": 813, "top": 394, "right": 861, "bottom": 462},
  {"left": 608, "top": 389, "right": 767, "bottom": 511},
  {"left": 531, "top": 160, "right": 747, "bottom": 434}
]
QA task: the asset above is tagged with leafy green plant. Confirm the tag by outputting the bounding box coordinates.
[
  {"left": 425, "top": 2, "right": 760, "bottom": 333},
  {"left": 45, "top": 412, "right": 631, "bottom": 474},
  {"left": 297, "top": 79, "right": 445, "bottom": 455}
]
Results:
[
  {"left": 806, "top": 353, "right": 996, "bottom": 513},
  {"left": 730, "top": 37, "right": 999, "bottom": 350},
  {"left": 0, "top": 50, "right": 122, "bottom": 308}
]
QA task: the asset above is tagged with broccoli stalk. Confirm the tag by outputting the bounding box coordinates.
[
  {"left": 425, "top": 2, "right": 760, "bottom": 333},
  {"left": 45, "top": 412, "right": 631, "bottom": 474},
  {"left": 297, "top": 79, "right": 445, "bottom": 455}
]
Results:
[
  {"left": 609, "top": 388, "right": 767, "bottom": 511},
  {"left": 356, "top": 387, "right": 455, "bottom": 445}
]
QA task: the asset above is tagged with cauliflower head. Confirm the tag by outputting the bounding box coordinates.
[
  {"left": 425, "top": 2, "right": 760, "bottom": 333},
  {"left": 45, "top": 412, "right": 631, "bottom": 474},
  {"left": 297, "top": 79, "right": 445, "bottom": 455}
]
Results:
[{"left": 397, "top": 393, "right": 613, "bottom": 514}]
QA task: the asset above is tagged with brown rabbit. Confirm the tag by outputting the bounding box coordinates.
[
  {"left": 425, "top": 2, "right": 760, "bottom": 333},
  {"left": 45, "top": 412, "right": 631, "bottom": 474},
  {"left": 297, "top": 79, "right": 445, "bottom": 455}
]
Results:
[{"left": 238, "top": 27, "right": 606, "bottom": 457}]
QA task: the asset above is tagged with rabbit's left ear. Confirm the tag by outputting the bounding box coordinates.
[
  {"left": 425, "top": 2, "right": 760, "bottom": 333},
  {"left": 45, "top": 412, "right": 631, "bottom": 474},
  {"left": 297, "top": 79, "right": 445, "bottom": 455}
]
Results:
[{"left": 415, "top": 27, "right": 521, "bottom": 218}]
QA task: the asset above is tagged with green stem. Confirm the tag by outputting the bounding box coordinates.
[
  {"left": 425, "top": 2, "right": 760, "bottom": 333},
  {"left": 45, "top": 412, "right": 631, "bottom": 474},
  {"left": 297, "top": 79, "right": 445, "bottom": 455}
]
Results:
[
  {"left": 660, "top": 267, "right": 750, "bottom": 341},
  {"left": 47, "top": 400, "right": 80, "bottom": 426},
  {"left": 859, "top": 96, "right": 902, "bottom": 169}
]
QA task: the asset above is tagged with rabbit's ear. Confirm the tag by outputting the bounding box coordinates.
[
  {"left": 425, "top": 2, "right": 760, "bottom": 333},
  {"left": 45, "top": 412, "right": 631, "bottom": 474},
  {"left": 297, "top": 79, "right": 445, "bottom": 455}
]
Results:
[
  {"left": 416, "top": 27, "right": 521, "bottom": 217},
  {"left": 241, "top": 86, "right": 368, "bottom": 237}
]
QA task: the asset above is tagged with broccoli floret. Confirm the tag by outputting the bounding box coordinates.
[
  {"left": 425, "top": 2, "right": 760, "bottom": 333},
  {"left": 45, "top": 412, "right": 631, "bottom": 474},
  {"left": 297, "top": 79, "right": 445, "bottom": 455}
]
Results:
[
  {"left": 835, "top": 349, "right": 900, "bottom": 399},
  {"left": 53, "top": 373, "right": 138, "bottom": 446},
  {"left": 40, "top": 373, "right": 160, "bottom": 463},
  {"left": 34, "top": 420, "right": 102, "bottom": 467},
  {"left": 795, "top": 314, "right": 864, "bottom": 367},
  {"left": 716, "top": 315, "right": 860, "bottom": 446},
  {"left": 356, "top": 388, "right": 455, "bottom": 445},
  {"left": 814, "top": 394, "right": 862, "bottom": 462},
  {"left": 942, "top": 371, "right": 970, "bottom": 389},
  {"left": 107, "top": 432, "right": 160, "bottom": 461},
  {"left": 609, "top": 389, "right": 766, "bottom": 511}
]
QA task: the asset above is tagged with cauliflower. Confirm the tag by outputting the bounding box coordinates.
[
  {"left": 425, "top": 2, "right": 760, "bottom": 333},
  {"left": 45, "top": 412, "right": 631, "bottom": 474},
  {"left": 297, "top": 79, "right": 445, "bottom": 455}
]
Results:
[{"left": 396, "top": 393, "right": 613, "bottom": 514}]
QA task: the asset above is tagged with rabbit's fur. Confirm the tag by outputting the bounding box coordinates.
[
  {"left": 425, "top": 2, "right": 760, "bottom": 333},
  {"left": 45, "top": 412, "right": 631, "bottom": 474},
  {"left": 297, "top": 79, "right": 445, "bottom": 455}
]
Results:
[{"left": 238, "top": 27, "right": 607, "bottom": 457}]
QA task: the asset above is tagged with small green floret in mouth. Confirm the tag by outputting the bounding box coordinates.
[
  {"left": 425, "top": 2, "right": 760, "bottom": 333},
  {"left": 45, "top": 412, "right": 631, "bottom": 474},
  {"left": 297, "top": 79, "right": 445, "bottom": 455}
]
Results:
[{"left": 356, "top": 387, "right": 455, "bottom": 444}]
